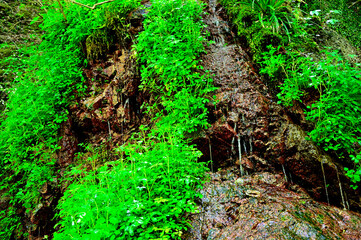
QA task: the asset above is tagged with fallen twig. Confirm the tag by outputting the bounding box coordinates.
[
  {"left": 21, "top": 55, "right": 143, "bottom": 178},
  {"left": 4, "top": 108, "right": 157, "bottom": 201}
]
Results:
[
  {"left": 70, "top": 0, "right": 115, "bottom": 10},
  {"left": 349, "top": 0, "right": 361, "bottom": 8}
]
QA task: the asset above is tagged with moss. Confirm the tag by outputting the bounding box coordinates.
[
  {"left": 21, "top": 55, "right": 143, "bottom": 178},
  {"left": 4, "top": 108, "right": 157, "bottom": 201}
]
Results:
[
  {"left": 0, "top": 0, "right": 42, "bottom": 114},
  {"left": 86, "top": 29, "right": 112, "bottom": 60},
  {"left": 220, "top": 1, "right": 286, "bottom": 61},
  {"left": 0, "top": 45, "right": 16, "bottom": 59},
  {"left": 303, "top": 0, "right": 361, "bottom": 50},
  {"left": 85, "top": 11, "right": 131, "bottom": 60}
]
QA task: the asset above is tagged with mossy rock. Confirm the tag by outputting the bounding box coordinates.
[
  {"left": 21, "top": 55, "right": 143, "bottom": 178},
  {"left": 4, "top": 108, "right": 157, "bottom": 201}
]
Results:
[
  {"left": 86, "top": 29, "right": 112, "bottom": 60},
  {"left": 220, "top": 1, "right": 285, "bottom": 62},
  {"left": 317, "top": 27, "right": 361, "bottom": 64},
  {"left": 85, "top": 13, "right": 130, "bottom": 60},
  {"left": 303, "top": 0, "right": 361, "bottom": 50}
]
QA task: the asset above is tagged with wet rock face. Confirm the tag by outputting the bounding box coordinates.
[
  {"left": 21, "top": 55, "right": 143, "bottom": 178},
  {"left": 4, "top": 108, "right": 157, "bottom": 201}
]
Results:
[
  {"left": 74, "top": 48, "right": 144, "bottom": 141},
  {"left": 58, "top": 118, "right": 78, "bottom": 167},
  {"left": 194, "top": 0, "right": 361, "bottom": 212},
  {"left": 184, "top": 170, "right": 361, "bottom": 240},
  {"left": 22, "top": 8, "right": 150, "bottom": 240},
  {"left": 57, "top": 9, "right": 149, "bottom": 166}
]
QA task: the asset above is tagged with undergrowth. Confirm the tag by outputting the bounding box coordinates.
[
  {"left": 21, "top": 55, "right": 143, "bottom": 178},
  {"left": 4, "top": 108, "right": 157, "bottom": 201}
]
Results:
[
  {"left": 54, "top": 0, "right": 215, "bottom": 239},
  {"left": 221, "top": 0, "right": 361, "bottom": 189},
  {"left": 0, "top": 0, "right": 42, "bottom": 115},
  {"left": 303, "top": 0, "right": 361, "bottom": 49},
  {"left": 0, "top": 0, "right": 140, "bottom": 238},
  {"left": 260, "top": 46, "right": 361, "bottom": 188}
]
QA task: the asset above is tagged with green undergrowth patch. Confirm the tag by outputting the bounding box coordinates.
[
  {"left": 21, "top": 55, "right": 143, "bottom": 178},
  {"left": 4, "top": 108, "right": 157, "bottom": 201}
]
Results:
[
  {"left": 54, "top": 0, "right": 215, "bottom": 239},
  {"left": 0, "top": 0, "right": 140, "bottom": 238},
  {"left": 260, "top": 46, "right": 361, "bottom": 188},
  {"left": 55, "top": 139, "right": 207, "bottom": 239},
  {"left": 0, "top": 0, "right": 42, "bottom": 114},
  {"left": 219, "top": 0, "right": 315, "bottom": 61},
  {"left": 302, "top": 0, "right": 361, "bottom": 50},
  {"left": 221, "top": 0, "right": 361, "bottom": 189}
]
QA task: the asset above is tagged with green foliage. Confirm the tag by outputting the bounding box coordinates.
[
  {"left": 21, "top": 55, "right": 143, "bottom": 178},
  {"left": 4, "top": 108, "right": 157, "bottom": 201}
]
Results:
[
  {"left": 260, "top": 45, "right": 361, "bottom": 188},
  {"left": 136, "top": 0, "right": 215, "bottom": 133},
  {"left": 240, "top": 0, "right": 294, "bottom": 35},
  {"left": 54, "top": 0, "right": 214, "bottom": 238},
  {"left": 55, "top": 140, "right": 207, "bottom": 239},
  {"left": 0, "top": 0, "right": 140, "bottom": 238},
  {"left": 220, "top": 0, "right": 298, "bottom": 61},
  {"left": 0, "top": 0, "right": 42, "bottom": 113},
  {"left": 136, "top": 0, "right": 206, "bottom": 94},
  {"left": 303, "top": 0, "right": 361, "bottom": 49},
  {"left": 303, "top": 51, "right": 361, "bottom": 151},
  {"left": 260, "top": 46, "right": 312, "bottom": 105}
]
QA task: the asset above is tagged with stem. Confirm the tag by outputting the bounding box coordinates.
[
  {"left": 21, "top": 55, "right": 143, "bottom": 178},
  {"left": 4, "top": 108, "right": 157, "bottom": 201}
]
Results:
[
  {"left": 70, "top": 0, "right": 115, "bottom": 10},
  {"left": 56, "top": 0, "right": 67, "bottom": 22}
]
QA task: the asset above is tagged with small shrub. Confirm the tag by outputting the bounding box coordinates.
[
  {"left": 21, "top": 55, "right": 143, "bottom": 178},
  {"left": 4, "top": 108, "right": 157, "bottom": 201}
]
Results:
[
  {"left": 0, "top": 0, "right": 140, "bottom": 238},
  {"left": 260, "top": 46, "right": 361, "bottom": 188},
  {"left": 54, "top": 0, "right": 215, "bottom": 238}
]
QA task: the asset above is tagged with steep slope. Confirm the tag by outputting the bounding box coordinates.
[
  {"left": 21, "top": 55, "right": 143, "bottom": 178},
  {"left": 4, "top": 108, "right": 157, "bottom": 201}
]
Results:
[
  {"left": 185, "top": 0, "right": 361, "bottom": 238},
  {"left": 1, "top": 0, "right": 361, "bottom": 239}
]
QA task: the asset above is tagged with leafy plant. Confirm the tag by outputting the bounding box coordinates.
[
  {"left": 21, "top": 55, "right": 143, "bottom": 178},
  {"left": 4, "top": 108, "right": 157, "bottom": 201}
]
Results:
[
  {"left": 54, "top": 0, "right": 215, "bottom": 239},
  {"left": 0, "top": 0, "right": 140, "bottom": 238},
  {"left": 220, "top": 0, "right": 308, "bottom": 61},
  {"left": 242, "top": 0, "right": 294, "bottom": 36},
  {"left": 302, "top": 0, "right": 361, "bottom": 49},
  {"left": 55, "top": 140, "right": 207, "bottom": 239},
  {"left": 309, "top": 9, "right": 341, "bottom": 27},
  {"left": 260, "top": 45, "right": 361, "bottom": 188}
]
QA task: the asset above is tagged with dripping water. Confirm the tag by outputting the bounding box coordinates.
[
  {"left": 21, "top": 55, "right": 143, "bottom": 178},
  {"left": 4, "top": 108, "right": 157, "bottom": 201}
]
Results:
[
  {"left": 107, "top": 120, "right": 112, "bottom": 140},
  {"left": 243, "top": 139, "right": 248, "bottom": 154},
  {"left": 321, "top": 160, "right": 330, "bottom": 205},
  {"left": 209, "top": 0, "right": 225, "bottom": 47},
  {"left": 209, "top": 141, "right": 214, "bottom": 172},
  {"left": 334, "top": 164, "right": 347, "bottom": 210},
  {"left": 237, "top": 136, "right": 244, "bottom": 176},
  {"left": 282, "top": 164, "right": 288, "bottom": 182},
  {"left": 249, "top": 135, "right": 253, "bottom": 153},
  {"left": 231, "top": 122, "right": 236, "bottom": 155},
  {"left": 124, "top": 97, "right": 129, "bottom": 110}
]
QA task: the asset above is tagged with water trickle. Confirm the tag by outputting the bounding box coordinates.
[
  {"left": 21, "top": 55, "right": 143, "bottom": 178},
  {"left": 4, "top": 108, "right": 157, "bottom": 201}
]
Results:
[
  {"left": 321, "top": 160, "right": 330, "bottom": 205},
  {"left": 231, "top": 123, "right": 236, "bottom": 155},
  {"left": 334, "top": 165, "right": 347, "bottom": 210},
  {"left": 249, "top": 135, "right": 253, "bottom": 153},
  {"left": 237, "top": 136, "right": 244, "bottom": 176},
  {"left": 209, "top": 141, "right": 214, "bottom": 172},
  {"left": 124, "top": 97, "right": 129, "bottom": 111},
  {"left": 282, "top": 164, "right": 288, "bottom": 182},
  {"left": 243, "top": 139, "right": 248, "bottom": 154}
]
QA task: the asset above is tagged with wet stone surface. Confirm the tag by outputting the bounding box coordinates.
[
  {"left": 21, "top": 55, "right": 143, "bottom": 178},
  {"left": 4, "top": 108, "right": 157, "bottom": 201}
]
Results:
[
  {"left": 193, "top": 0, "right": 361, "bottom": 212},
  {"left": 184, "top": 170, "right": 361, "bottom": 240},
  {"left": 185, "top": 0, "right": 361, "bottom": 238}
]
